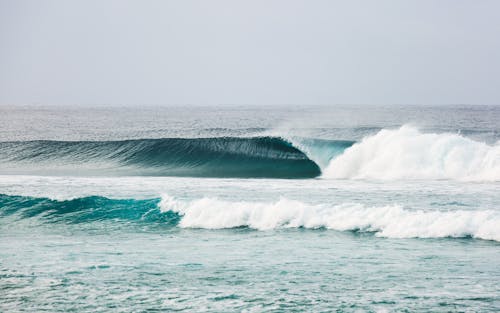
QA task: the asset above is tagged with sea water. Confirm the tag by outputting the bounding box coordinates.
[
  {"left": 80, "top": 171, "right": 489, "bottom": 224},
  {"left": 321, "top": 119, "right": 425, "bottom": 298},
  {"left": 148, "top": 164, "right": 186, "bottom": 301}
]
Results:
[{"left": 0, "top": 105, "right": 499, "bottom": 312}]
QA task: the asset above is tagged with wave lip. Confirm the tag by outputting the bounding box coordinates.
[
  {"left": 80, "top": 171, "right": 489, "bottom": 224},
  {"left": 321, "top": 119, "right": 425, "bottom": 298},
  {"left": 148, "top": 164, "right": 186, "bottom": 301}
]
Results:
[
  {"left": 323, "top": 126, "right": 500, "bottom": 181},
  {"left": 159, "top": 195, "right": 500, "bottom": 242},
  {"left": 0, "top": 137, "right": 322, "bottom": 178}
]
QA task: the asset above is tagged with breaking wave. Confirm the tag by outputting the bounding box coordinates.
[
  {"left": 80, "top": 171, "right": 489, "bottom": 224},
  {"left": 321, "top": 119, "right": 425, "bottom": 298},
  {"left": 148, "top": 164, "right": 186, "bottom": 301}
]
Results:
[
  {"left": 322, "top": 126, "right": 500, "bottom": 181},
  {"left": 1, "top": 194, "right": 498, "bottom": 242}
]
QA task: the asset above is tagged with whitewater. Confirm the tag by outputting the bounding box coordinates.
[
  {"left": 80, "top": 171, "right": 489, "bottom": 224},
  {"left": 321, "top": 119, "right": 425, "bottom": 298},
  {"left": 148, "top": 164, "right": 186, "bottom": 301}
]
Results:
[
  {"left": 322, "top": 125, "right": 500, "bottom": 181},
  {"left": 1, "top": 105, "right": 499, "bottom": 312}
]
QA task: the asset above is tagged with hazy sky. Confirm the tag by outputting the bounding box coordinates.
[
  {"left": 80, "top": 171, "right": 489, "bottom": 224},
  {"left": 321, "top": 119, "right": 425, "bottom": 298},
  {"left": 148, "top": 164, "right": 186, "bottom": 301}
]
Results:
[{"left": 1, "top": 0, "right": 499, "bottom": 105}]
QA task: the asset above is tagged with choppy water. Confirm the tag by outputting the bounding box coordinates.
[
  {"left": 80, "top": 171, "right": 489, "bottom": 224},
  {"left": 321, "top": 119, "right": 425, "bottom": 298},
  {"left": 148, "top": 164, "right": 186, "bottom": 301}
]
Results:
[{"left": 0, "top": 105, "right": 499, "bottom": 312}]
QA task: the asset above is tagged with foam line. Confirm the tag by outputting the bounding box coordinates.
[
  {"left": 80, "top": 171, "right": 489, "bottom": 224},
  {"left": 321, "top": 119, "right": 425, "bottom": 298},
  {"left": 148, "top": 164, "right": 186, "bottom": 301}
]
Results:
[{"left": 159, "top": 195, "right": 500, "bottom": 241}]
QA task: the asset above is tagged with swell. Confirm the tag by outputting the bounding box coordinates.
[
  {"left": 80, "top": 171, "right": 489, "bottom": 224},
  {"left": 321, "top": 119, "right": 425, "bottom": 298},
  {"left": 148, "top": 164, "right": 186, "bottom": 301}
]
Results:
[
  {"left": 0, "top": 137, "right": 336, "bottom": 178},
  {"left": 1, "top": 194, "right": 499, "bottom": 242}
]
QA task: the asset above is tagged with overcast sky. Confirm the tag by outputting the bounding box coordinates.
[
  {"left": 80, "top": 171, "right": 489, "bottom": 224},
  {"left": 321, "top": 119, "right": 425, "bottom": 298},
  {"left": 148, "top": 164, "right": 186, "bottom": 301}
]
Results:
[{"left": 1, "top": 0, "right": 499, "bottom": 106}]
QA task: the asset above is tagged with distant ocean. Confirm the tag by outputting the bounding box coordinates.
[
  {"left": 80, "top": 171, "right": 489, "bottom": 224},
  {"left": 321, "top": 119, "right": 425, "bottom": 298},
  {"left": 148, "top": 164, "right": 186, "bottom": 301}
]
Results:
[{"left": 1, "top": 105, "right": 499, "bottom": 312}]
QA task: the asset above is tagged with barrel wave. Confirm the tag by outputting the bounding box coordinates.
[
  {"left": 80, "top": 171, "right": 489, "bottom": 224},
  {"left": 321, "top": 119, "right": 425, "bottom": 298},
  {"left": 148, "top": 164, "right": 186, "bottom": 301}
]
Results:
[{"left": 0, "top": 137, "right": 326, "bottom": 178}]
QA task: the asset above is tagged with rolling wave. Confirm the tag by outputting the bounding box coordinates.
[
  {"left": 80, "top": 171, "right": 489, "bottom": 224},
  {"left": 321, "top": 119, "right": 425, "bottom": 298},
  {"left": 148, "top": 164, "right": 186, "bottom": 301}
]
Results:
[{"left": 1, "top": 193, "right": 498, "bottom": 241}]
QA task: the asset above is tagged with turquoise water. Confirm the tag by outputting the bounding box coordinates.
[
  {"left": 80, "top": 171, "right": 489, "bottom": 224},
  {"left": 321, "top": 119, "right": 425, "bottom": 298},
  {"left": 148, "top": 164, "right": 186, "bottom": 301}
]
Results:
[{"left": 0, "top": 105, "right": 499, "bottom": 312}]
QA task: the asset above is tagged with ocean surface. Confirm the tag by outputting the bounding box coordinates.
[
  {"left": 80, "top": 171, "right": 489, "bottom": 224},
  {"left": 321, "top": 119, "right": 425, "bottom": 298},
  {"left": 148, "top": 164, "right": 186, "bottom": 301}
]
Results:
[{"left": 0, "top": 104, "right": 499, "bottom": 312}]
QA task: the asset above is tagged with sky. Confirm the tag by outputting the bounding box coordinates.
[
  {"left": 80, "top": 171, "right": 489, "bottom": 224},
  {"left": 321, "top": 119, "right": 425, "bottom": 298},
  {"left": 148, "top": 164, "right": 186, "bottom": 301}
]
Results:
[{"left": 1, "top": 0, "right": 499, "bottom": 106}]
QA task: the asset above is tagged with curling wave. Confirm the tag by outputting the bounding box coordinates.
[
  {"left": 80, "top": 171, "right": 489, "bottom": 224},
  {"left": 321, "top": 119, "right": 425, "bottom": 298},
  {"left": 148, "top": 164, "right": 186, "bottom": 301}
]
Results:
[
  {"left": 1, "top": 194, "right": 498, "bottom": 241},
  {"left": 0, "top": 137, "right": 335, "bottom": 178}
]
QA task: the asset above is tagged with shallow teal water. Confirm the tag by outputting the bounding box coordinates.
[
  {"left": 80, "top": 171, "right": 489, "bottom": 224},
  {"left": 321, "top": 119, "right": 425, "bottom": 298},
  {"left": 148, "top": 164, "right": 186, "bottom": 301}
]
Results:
[
  {"left": 1, "top": 225, "right": 499, "bottom": 312},
  {"left": 0, "top": 105, "right": 499, "bottom": 312}
]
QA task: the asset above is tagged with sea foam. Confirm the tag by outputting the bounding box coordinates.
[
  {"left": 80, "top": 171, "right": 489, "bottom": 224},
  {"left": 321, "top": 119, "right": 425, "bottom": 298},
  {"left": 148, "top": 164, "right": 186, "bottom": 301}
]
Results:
[
  {"left": 159, "top": 195, "right": 500, "bottom": 241},
  {"left": 322, "top": 126, "right": 500, "bottom": 181}
]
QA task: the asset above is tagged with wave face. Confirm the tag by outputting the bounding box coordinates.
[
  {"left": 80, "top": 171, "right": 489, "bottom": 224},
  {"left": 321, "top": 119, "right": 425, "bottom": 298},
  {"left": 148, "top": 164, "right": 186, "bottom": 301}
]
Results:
[
  {"left": 0, "top": 137, "right": 327, "bottom": 178},
  {"left": 323, "top": 126, "right": 500, "bottom": 181},
  {"left": 2, "top": 194, "right": 498, "bottom": 241}
]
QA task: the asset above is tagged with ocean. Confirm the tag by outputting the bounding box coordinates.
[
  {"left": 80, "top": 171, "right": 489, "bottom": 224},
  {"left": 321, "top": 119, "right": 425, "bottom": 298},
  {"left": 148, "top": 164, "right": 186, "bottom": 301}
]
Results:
[{"left": 0, "top": 104, "right": 499, "bottom": 312}]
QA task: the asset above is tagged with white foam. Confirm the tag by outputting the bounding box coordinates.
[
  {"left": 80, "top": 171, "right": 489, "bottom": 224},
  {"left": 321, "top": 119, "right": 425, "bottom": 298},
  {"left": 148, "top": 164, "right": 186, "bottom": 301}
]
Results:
[
  {"left": 159, "top": 195, "right": 500, "bottom": 241},
  {"left": 322, "top": 126, "right": 500, "bottom": 181}
]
